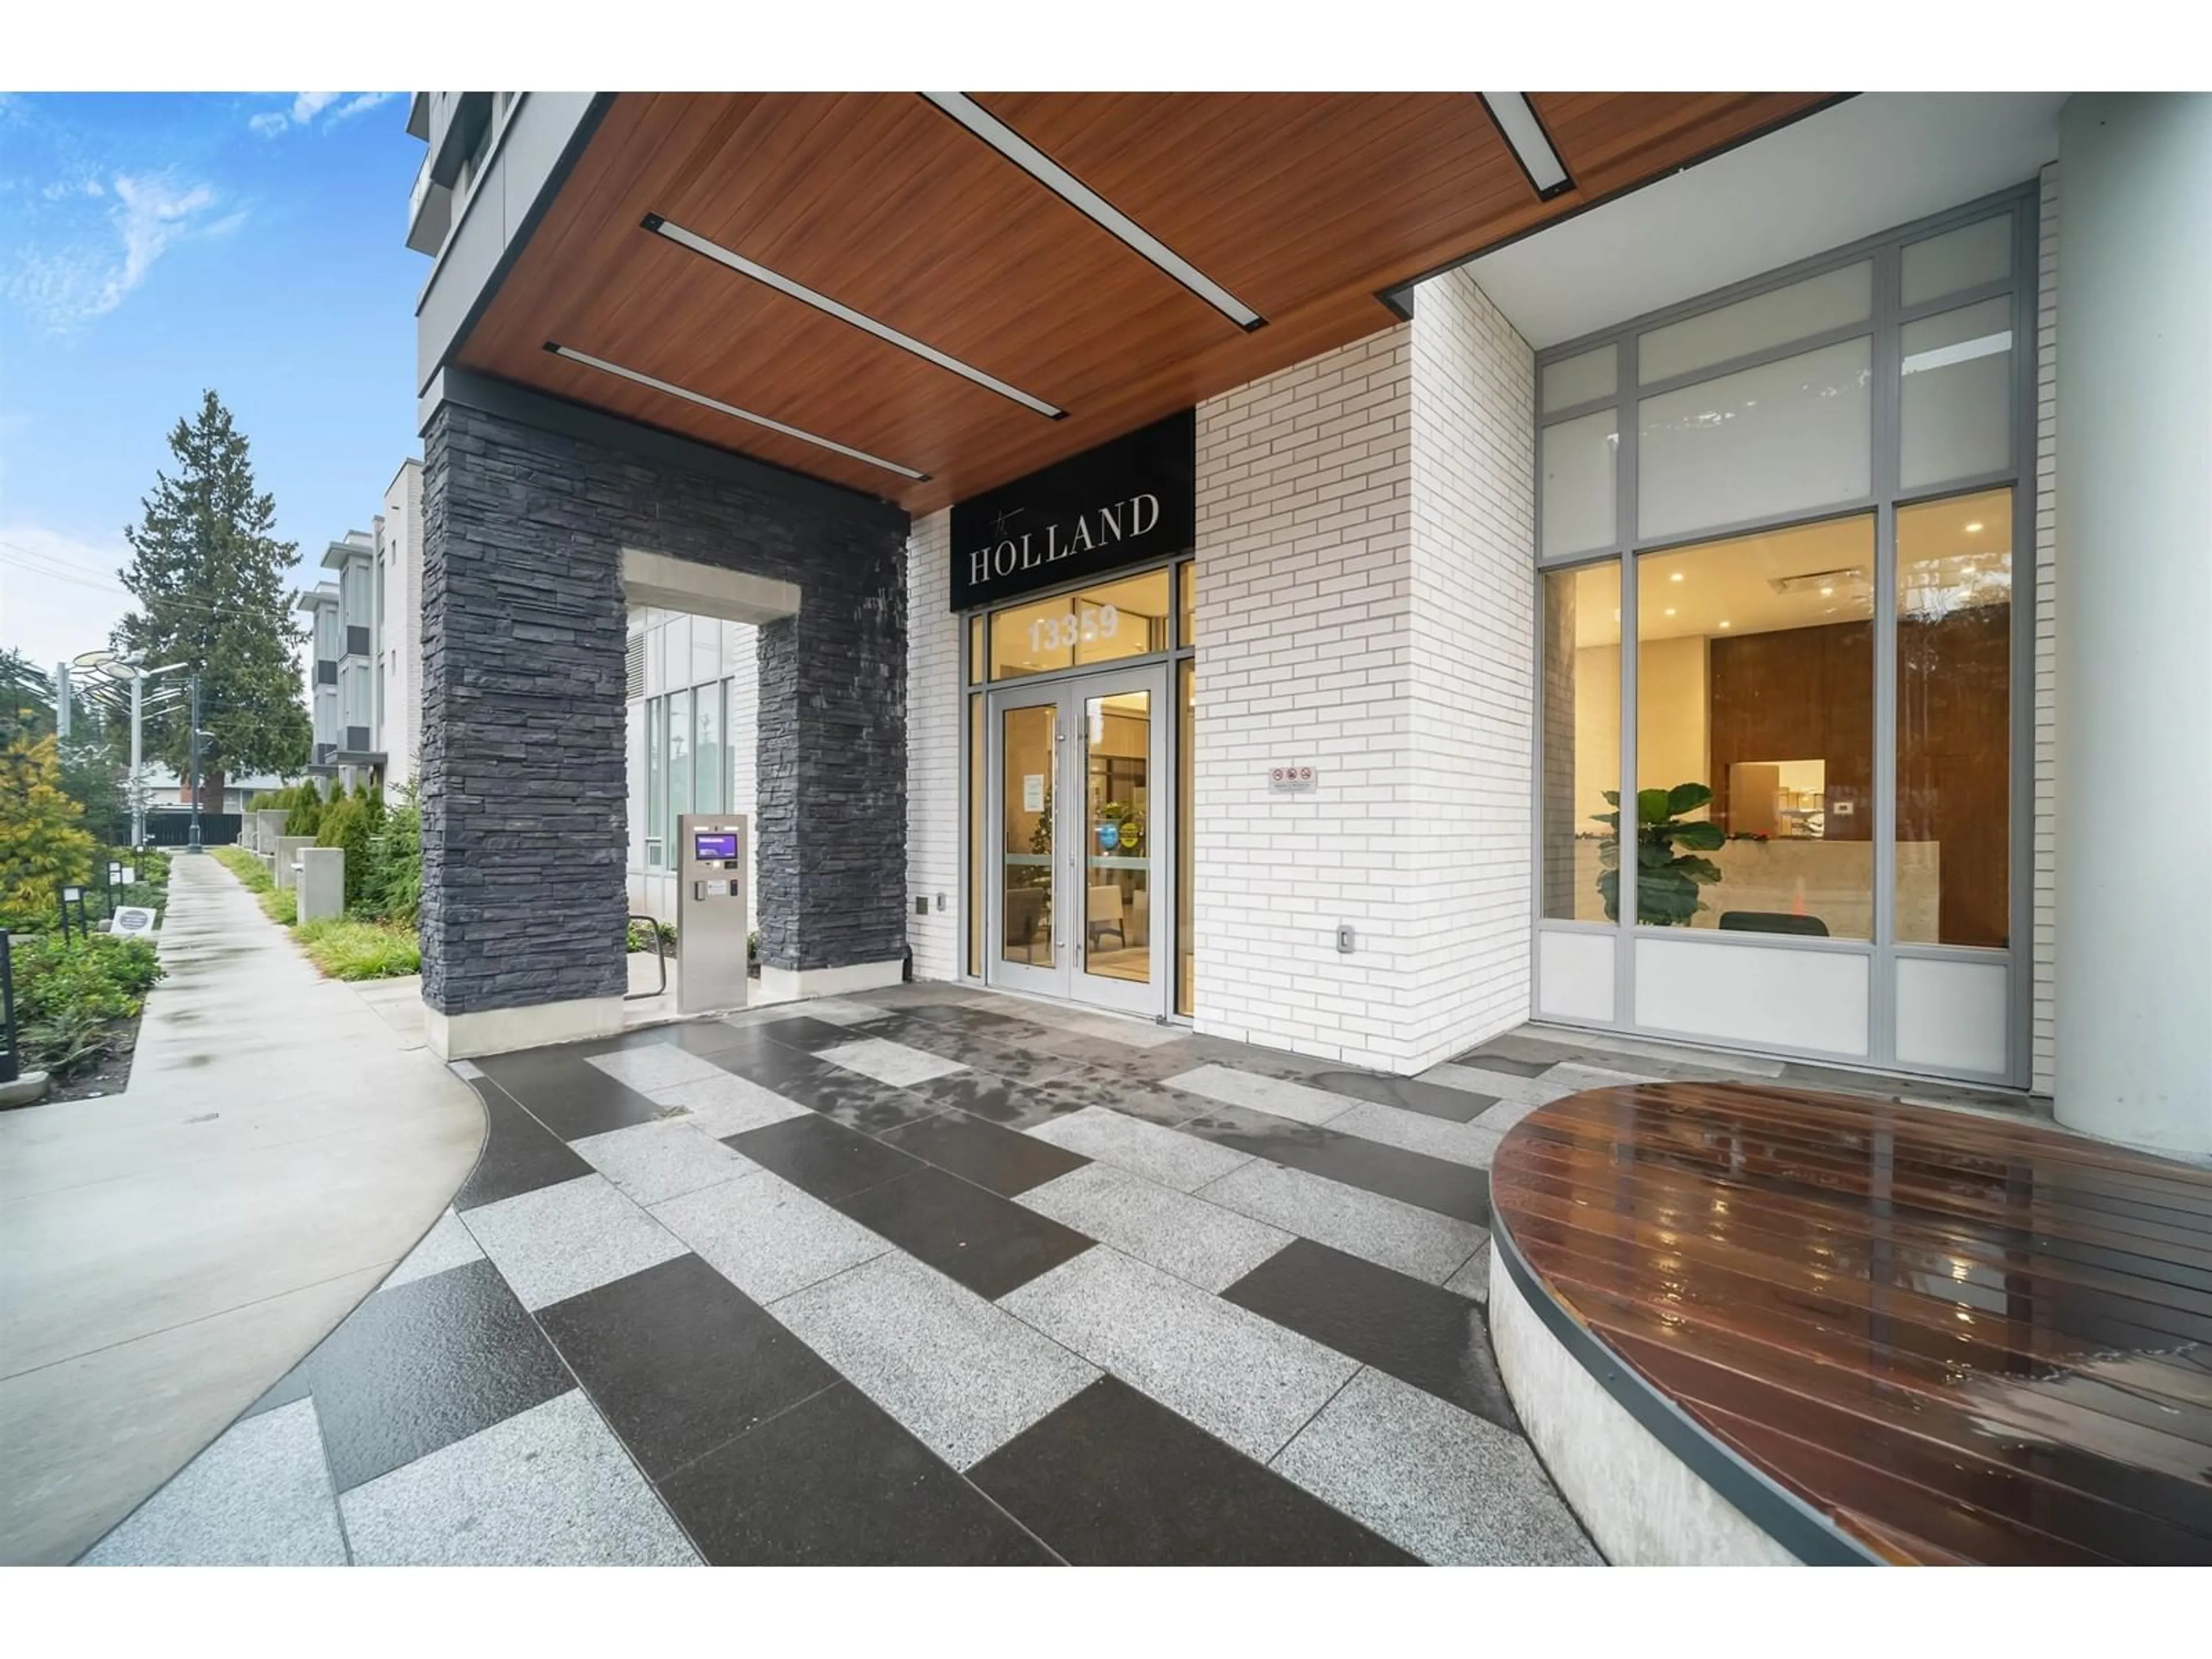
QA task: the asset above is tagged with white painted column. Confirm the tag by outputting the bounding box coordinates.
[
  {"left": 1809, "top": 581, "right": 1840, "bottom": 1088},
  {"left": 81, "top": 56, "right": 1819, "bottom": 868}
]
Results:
[{"left": 2052, "top": 93, "right": 2212, "bottom": 1157}]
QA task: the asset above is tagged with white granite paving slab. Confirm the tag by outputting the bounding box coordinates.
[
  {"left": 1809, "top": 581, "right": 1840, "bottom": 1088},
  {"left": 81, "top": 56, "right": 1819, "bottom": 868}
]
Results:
[
  {"left": 1444, "top": 1241, "right": 1493, "bottom": 1304},
  {"left": 770, "top": 1251, "right": 1098, "bottom": 1469},
  {"left": 1273, "top": 1368, "right": 1599, "bottom": 1565},
  {"left": 1323, "top": 1101, "right": 1508, "bottom": 1169},
  {"left": 649, "top": 1070, "right": 815, "bottom": 1138},
  {"left": 378, "top": 1206, "right": 484, "bottom": 1293},
  {"left": 339, "top": 1391, "right": 698, "bottom": 1566},
  {"left": 1001, "top": 1247, "right": 1358, "bottom": 1463},
  {"left": 1024, "top": 1105, "right": 1253, "bottom": 1193},
  {"left": 1161, "top": 1064, "right": 1361, "bottom": 1126},
  {"left": 1195, "top": 1161, "right": 1486, "bottom": 1283},
  {"left": 571, "top": 1119, "right": 761, "bottom": 1206},
  {"left": 460, "top": 1173, "right": 687, "bottom": 1310},
  {"left": 585, "top": 1044, "right": 731, "bottom": 1094},
  {"left": 791, "top": 998, "right": 896, "bottom": 1027},
  {"left": 652, "top": 1171, "right": 890, "bottom": 1304},
  {"left": 817, "top": 1037, "right": 970, "bottom": 1087},
  {"left": 81, "top": 1399, "right": 346, "bottom": 1566},
  {"left": 1016, "top": 1164, "right": 1292, "bottom": 1293}
]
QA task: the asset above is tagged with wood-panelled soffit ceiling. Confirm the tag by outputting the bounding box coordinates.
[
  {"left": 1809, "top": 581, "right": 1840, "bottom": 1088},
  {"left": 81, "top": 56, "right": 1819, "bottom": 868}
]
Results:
[{"left": 460, "top": 91, "right": 1839, "bottom": 513}]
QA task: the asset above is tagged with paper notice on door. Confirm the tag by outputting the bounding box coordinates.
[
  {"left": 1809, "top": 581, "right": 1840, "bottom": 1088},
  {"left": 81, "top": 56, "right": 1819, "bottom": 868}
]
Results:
[{"left": 1022, "top": 774, "right": 1046, "bottom": 813}]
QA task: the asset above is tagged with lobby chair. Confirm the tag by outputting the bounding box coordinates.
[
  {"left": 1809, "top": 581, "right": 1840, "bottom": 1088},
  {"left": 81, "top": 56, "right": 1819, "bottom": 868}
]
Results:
[
  {"left": 1086, "top": 884, "right": 1126, "bottom": 952},
  {"left": 1718, "top": 911, "right": 1830, "bottom": 937}
]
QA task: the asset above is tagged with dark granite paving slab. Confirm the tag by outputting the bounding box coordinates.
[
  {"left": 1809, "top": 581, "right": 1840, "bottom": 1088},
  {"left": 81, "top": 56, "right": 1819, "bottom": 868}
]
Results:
[
  {"left": 706, "top": 1036, "right": 947, "bottom": 1132},
  {"left": 1176, "top": 1100, "right": 1491, "bottom": 1225},
  {"left": 1449, "top": 1045, "right": 1562, "bottom": 1078},
  {"left": 968, "top": 1377, "right": 1414, "bottom": 1566},
  {"left": 452, "top": 1081, "right": 594, "bottom": 1211},
  {"left": 474, "top": 1052, "right": 667, "bottom": 1143},
  {"left": 877, "top": 1109, "right": 1092, "bottom": 1197},
  {"left": 749, "top": 1013, "right": 894, "bottom": 1055},
  {"left": 906, "top": 1069, "right": 1093, "bottom": 1132},
  {"left": 832, "top": 1165, "right": 1096, "bottom": 1299},
  {"left": 724, "top": 1112, "right": 923, "bottom": 1204},
  {"left": 1310, "top": 1071, "right": 1496, "bottom": 1123},
  {"left": 658, "top": 1382, "right": 1055, "bottom": 1565},
  {"left": 294, "top": 1257, "right": 574, "bottom": 1493},
  {"left": 536, "top": 1254, "right": 839, "bottom": 1481},
  {"left": 1222, "top": 1239, "right": 1516, "bottom": 1430}
]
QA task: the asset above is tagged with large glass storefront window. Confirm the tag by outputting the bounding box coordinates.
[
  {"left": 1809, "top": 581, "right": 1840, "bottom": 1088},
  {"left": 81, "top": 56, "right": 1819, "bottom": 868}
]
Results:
[
  {"left": 1534, "top": 195, "right": 2026, "bottom": 1075},
  {"left": 1897, "top": 488, "right": 2013, "bottom": 946},
  {"left": 1637, "top": 516, "right": 1875, "bottom": 938},
  {"left": 1540, "top": 560, "right": 1620, "bottom": 922}
]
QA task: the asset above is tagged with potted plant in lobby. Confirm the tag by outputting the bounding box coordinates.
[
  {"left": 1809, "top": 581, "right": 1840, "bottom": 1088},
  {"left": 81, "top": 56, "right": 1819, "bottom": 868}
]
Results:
[{"left": 1596, "top": 783, "right": 1725, "bottom": 925}]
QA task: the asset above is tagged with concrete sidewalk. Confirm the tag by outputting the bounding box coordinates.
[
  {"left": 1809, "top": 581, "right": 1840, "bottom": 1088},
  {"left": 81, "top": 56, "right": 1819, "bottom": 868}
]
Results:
[{"left": 0, "top": 855, "right": 484, "bottom": 1565}]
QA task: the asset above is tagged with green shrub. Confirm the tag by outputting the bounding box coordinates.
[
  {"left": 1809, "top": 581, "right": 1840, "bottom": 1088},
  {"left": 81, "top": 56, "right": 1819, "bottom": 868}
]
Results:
[
  {"left": 626, "top": 918, "right": 677, "bottom": 952},
  {"left": 8, "top": 933, "right": 164, "bottom": 1076},
  {"left": 295, "top": 917, "right": 419, "bottom": 980},
  {"left": 316, "top": 789, "right": 384, "bottom": 910},
  {"left": 359, "top": 786, "right": 421, "bottom": 925}
]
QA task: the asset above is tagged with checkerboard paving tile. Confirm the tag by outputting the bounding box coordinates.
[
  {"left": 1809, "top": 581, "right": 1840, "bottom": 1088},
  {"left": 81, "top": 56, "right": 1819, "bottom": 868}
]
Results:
[
  {"left": 571, "top": 1119, "right": 761, "bottom": 1206},
  {"left": 82, "top": 1400, "right": 345, "bottom": 1566},
  {"left": 650, "top": 1169, "right": 891, "bottom": 1304},
  {"left": 87, "top": 997, "right": 1653, "bottom": 1566},
  {"left": 586, "top": 1043, "right": 737, "bottom": 1096},
  {"left": 816, "top": 1036, "right": 971, "bottom": 1088},
  {"left": 1162, "top": 1063, "right": 1362, "bottom": 1126},
  {"left": 1000, "top": 1246, "right": 1358, "bottom": 1463},
  {"left": 338, "top": 1391, "right": 699, "bottom": 1566},
  {"left": 460, "top": 1173, "right": 689, "bottom": 1310},
  {"left": 1321, "top": 1100, "right": 1508, "bottom": 1170},
  {"left": 1272, "top": 1368, "right": 1600, "bottom": 1566},
  {"left": 1016, "top": 1164, "right": 1292, "bottom": 1293},
  {"left": 1196, "top": 1161, "right": 1487, "bottom": 1283},
  {"left": 649, "top": 1069, "right": 815, "bottom": 1138},
  {"left": 770, "top": 1249, "right": 1100, "bottom": 1469},
  {"left": 1024, "top": 1103, "right": 1253, "bottom": 1192},
  {"left": 380, "top": 1206, "right": 484, "bottom": 1292}
]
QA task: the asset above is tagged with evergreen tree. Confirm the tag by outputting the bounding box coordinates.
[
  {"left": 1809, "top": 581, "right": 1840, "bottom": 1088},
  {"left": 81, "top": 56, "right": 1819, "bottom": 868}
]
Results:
[
  {"left": 115, "top": 391, "right": 312, "bottom": 809},
  {"left": 0, "top": 733, "right": 96, "bottom": 927},
  {"left": 0, "top": 649, "right": 126, "bottom": 845}
]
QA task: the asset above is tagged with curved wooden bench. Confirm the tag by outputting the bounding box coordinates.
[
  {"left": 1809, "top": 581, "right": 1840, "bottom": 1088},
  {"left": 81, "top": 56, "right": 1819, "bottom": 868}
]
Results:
[{"left": 1486, "top": 1081, "right": 2212, "bottom": 1566}]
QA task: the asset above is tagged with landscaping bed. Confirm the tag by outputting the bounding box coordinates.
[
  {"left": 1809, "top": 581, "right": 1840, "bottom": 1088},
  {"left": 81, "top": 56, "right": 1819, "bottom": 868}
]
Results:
[
  {"left": 214, "top": 786, "right": 422, "bottom": 982},
  {"left": 2, "top": 846, "right": 172, "bottom": 1104}
]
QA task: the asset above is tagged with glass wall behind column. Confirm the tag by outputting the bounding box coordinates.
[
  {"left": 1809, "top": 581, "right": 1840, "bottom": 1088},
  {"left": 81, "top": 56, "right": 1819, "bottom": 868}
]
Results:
[{"left": 1540, "top": 560, "right": 1620, "bottom": 922}]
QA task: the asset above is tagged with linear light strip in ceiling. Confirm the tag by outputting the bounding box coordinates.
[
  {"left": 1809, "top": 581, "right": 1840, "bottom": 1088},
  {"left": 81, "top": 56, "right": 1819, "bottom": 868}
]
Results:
[
  {"left": 642, "top": 213, "right": 1066, "bottom": 419},
  {"left": 543, "top": 343, "right": 929, "bottom": 482},
  {"left": 919, "top": 90, "right": 1266, "bottom": 332},
  {"left": 1479, "top": 93, "right": 1573, "bottom": 200}
]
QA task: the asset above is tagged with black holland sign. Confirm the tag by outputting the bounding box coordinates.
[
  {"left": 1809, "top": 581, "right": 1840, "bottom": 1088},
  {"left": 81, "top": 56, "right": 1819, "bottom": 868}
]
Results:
[{"left": 948, "top": 409, "right": 1195, "bottom": 611}]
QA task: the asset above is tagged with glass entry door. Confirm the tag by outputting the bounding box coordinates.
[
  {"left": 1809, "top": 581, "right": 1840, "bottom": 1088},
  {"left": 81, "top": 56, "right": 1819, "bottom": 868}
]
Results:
[{"left": 985, "top": 664, "right": 1170, "bottom": 1015}]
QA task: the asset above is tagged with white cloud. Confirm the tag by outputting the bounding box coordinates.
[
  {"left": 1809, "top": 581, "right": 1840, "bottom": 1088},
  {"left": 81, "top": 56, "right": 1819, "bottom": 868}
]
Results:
[
  {"left": 5, "top": 170, "right": 237, "bottom": 330},
  {"left": 248, "top": 91, "right": 395, "bottom": 138},
  {"left": 327, "top": 92, "right": 396, "bottom": 126}
]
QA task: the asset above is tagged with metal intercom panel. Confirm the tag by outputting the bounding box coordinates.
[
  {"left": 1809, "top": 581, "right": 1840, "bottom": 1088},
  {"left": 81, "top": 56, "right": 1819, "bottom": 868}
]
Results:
[{"left": 676, "top": 813, "right": 750, "bottom": 1015}]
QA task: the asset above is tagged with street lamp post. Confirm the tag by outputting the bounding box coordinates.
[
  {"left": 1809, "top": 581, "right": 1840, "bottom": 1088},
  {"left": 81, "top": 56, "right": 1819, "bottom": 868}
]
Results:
[{"left": 71, "top": 650, "right": 190, "bottom": 849}]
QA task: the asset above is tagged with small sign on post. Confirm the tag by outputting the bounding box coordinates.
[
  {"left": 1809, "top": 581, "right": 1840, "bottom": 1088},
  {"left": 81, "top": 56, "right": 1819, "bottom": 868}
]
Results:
[{"left": 110, "top": 907, "right": 159, "bottom": 938}]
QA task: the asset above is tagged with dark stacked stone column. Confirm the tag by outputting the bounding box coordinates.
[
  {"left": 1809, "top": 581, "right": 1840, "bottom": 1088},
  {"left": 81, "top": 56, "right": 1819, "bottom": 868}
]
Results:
[{"left": 419, "top": 384, "right": 909, "bottom": 1024}]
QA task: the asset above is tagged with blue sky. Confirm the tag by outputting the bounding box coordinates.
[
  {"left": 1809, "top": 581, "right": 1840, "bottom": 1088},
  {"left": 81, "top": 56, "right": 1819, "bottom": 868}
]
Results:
[{"left": 0, "top": 91, "right": 423, "bottom": 673}]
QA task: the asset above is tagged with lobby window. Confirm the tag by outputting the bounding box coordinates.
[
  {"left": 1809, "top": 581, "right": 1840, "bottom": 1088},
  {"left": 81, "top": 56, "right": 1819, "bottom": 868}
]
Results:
[
  {"left": 1535, "top": 194, "right": 2025, "bottom": 961},
  {"left": 1637, "top": 516, "right": 1875, "bottom": 938},
  {"left": 667, "top": 688, "right": 692, "bottom": 836},
  {"left": 1897, "top": 488, "right": 2013, "bottom": 946},
  {"left": 986, "top": 569, "right": 1172, "bottom": 680},
  {"left": 645, "top": 697, "right": 665, "bottom": 867},
  {"left": 1540, "top": 560, "right": 1620, "bottom": 922}
]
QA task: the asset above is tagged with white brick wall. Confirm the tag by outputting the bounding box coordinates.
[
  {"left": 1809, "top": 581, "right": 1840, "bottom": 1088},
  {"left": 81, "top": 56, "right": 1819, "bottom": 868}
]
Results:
[
  {"left": 2032, "top": 162, "right": 2059, "bottom": 1096},
  {"left": 905, "top": 508, "right": 961, "bottom": 980},
  {"left": 1191, "top": 274, "right": 1537, "bottom": 1073},
  {"left": 1406, "top": 267, "right": 1537, "bottom": 1062}
]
